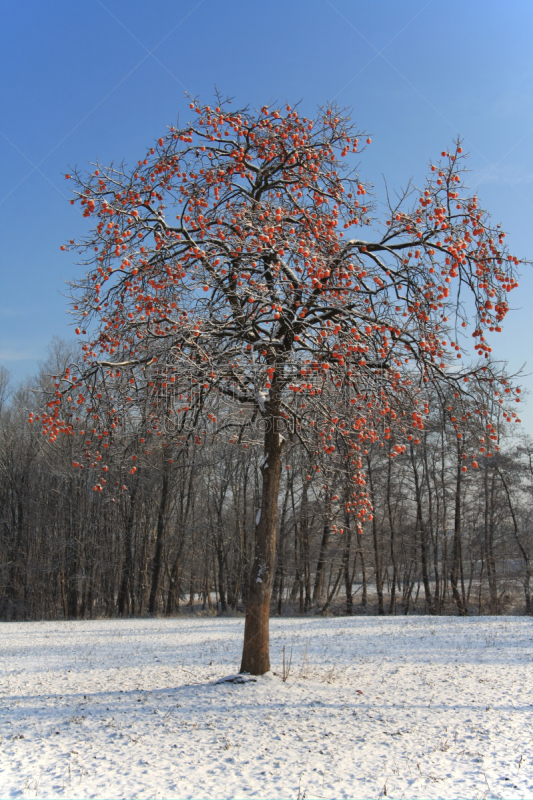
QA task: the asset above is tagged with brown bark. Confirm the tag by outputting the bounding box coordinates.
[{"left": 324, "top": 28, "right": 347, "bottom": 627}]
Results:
[
  {"left": 343, "top": 489, "right": 354, "bottom": 615},
  {"left": 240, "top": 408, "right": 283, "bottom": 675},
  {"left": 273, "top": 478, "right": 290, "bottom": 615},
  {"left": 451, "top": 445, "right": 467, "bottom": 616},
  {"left": 410, "top": 443, "right": 435, "bottom": 614},
  {"left": 320, "top": 566, "right": 344, "bottom": 614},
  {"left": 149, "top": 456, "right": 170, "bottom": 615},
  {"left": 424, "top": 446, "right": 440, "bottom": 613},
  {"left": 313, "top": 489, "right": 331, "bottom": 605},
  {"left": 300, "top": 480, "right": 312, "bottom": 612},
  {"left": 497, "top": 466, "right": 532, "bottom": 614},
  {"left": 484, "top": 466, "right": 498, "bottom": 613},
  {"left": 357, "top": 532, "right": 368, "bottom": 607},
  {"left": 366, "top": 455, "right": 384, "bottom": 615},
  {"left": 386, "top": 450, "right": 397, "bottom": 615},
  {"left": 118, "top": 481, "right": 137, "bottom": 616}
]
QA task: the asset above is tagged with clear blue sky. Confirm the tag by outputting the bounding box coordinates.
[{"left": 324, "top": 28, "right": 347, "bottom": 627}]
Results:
[{"left": 2, "top": 0, "right": 533, "bottom": 431}]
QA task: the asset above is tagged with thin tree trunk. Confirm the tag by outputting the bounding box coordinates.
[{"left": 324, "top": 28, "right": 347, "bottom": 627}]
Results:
[
  {"left": 357, "top": 532, "right": 367, "bottom": 607},
  {"left": 366, "top": 455, "right": 384, "bottom": 614},
  {"left": 343, "top": 493, "right": 354, "bottom": 615},
  {"left": 149, "top": 457, "right": 170, "bottom": 615},
  {"left": 489, "top": 470, "right": 498, "bottom": 612},
  {"left": 216, "top": 536, "right": 228, "bottom": 613},
  {"left": 451, "top": 445, "right": 467, "bottom": 616},
  {"left": 497, "top": 467, "right": 532, "bottom": 614},
  {"left": 440, "top": 416, "right": 449, "bottom": 607},
  {"left": 386, "top": 450, "right": 397, "bottom": 615},
  {"left": 301, "top": 483, "right": 311, "bottom": 613},
  {"left": 118, "top": 482, "right": 137, "bottom": 616},
  {"left": 321, "top": 566, "right": 344, "bottom": 614},
  {"left": 410, "top": 443, "right": 435, "bottom": 614},
  {"left": 274, "top": 477, "right": 290, "bottom": 615},
  {"left": 313, "top": 488, "right": 331, "bottom": 604},
  {"left": 424, "top": 446, "right": 440, "bottom": 613}
]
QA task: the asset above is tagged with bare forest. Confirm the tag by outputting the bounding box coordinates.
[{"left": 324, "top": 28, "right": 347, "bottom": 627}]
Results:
[{"left": 1, "top": 349, "right": 532, "bottom": 623}]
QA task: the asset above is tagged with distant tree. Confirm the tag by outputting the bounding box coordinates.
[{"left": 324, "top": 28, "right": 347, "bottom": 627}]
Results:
[{"left": 39, "top": 97, "right": 524, "bottom": 673}]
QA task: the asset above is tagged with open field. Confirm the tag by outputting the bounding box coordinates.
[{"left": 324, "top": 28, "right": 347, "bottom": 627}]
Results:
[{"left": 1, "top": 616, "right": 532, "bottom": 799}]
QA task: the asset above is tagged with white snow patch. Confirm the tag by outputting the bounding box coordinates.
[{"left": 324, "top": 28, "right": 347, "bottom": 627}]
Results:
[
  {"left": 0, "top": 616, "right": 532, "bottom": 799},
  {"left": 215, "top": 674, "right": 257, "bottom": 685},
  {"left": 255, "top": 390, "right": 268, "bottom": 412},
  {"left": 255, "top": 562, "right": 266, "bottom": 584}
]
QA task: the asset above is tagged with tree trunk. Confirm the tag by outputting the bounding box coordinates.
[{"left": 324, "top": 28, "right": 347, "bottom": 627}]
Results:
[
  {"left": 410, "top": 443, "right": 435, "bottom": 614},
  {"left": 440, "top": 416, "right": 449, "bottom": 608},
  {"left": 357, "top": 532, "right": 368, "bottom": 607},
  {"left": 497, "top": 467, "right": 532, "bottom": 614},
  {"left": 118, "top": 482, "right": 137, "bottom": 616},
  {"left": 149, "top": 457, "right": 170, "bottom": 615},
  {"left": 485, "top": 468, "right": 498, "bottom": 613},
  {"left": 216, "top": 534, "right": 228, "bottom": 613},
  {"left": 240, "top": 409, "right": 283, "bottom": 675},
  {"left": 366, "top": 456, "right": 384, "bottom": 614},
  {"left": 343, "top": 496, "right": 354, "bottom": 614},
  {"left": 300, "top": 482, "right": 312, "bottom": 612},
  {"left": 165, "top": 553, "right": 181, "bottom": 615},
  {"left": 321, "top": 566, "right": 344, "bottom": 614},
  {"left": 424, "top": 444, "right": 440, "bottom": 613},
  {"left": 274, "top": 478, "right": 290, "bottom": 615},
  {"left": 313, "top": 489, "right": 331, "bottom": 604},
  {"left": 386, "top": 450, "right": 398, "bottom": 615},
  {"left": 450, "top": 445, "right": 467, "bottom": 616}
]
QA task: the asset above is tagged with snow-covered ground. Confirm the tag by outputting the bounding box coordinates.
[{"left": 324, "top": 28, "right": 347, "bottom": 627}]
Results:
[{"left": 1, "top": 616, "right": 532, "bottom": 799}]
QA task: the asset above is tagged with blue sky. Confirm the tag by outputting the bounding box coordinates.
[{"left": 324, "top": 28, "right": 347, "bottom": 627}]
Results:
[{"left": 1, "top": 0, "right": 533, "bottom": 431}]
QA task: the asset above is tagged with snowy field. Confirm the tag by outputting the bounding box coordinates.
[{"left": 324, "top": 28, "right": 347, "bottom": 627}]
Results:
[{"left": 1, "top": 616, "right": 532, "bottom": 800}]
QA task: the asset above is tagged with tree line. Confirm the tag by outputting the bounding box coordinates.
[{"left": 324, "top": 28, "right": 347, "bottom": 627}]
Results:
[{"left": 1, "top": 349, "right": 531, "bottom": 622}]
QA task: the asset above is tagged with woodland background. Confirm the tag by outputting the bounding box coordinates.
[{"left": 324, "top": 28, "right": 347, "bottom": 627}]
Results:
[{"left": 1, "top": 340, "right": 531, "bottom": 623}]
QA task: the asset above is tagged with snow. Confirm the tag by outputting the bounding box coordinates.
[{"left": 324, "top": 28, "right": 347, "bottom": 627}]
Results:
[
  {"left": 255, "top": 391, "right": 268, "bottom": 413},
  {"left": 1, "top": 616, "right": 532, "bottom": 799}
]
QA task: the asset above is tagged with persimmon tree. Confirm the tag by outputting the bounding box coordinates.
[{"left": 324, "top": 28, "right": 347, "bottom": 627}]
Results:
[{"left": 40, "top": 98, "right": 524, "bottom": 674}]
